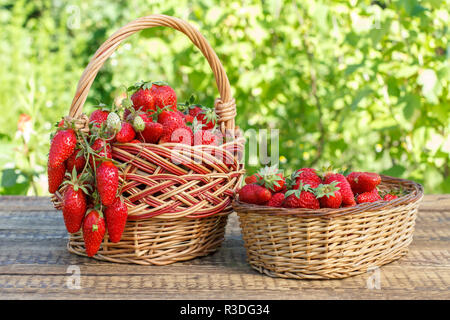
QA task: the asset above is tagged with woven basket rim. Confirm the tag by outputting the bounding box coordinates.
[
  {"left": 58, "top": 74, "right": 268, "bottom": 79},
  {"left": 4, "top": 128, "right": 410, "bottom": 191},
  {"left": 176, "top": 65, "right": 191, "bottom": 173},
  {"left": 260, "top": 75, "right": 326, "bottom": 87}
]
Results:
[{"left": 232, "top": 175, "right": 424, "bottom": 219}]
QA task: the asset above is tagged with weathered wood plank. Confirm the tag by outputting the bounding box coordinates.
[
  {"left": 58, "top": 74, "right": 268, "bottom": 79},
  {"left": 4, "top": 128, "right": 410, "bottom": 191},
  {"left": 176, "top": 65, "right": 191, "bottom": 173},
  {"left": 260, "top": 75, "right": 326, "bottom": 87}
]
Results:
[{"left": 0, "top": 195, "right": 449, "bottom": 300}]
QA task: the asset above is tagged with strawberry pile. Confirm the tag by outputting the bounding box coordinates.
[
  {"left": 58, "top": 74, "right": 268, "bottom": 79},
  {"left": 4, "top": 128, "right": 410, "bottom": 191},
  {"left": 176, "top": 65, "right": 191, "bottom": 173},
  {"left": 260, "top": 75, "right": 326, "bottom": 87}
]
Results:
[
  {"left": 48, "top": 80, "right": 222, "bottom": 257},
  {"left": 238, "top": 166, "right": 401, "bottom": 209}
]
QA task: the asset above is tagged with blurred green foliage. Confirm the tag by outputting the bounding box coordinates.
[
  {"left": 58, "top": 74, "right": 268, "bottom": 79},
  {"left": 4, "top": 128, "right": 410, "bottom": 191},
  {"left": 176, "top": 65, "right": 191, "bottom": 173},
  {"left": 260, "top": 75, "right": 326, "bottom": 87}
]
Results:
[{"left": 0, "top": 0, "right": 449, "bottom": 195}]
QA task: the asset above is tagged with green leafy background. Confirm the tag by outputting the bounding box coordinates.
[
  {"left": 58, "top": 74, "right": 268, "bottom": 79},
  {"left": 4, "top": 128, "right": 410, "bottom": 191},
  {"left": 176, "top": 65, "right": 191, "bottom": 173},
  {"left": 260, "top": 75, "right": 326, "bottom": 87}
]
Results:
[{"left": 0, "top": 0, "right": 449, "bottom": 195}]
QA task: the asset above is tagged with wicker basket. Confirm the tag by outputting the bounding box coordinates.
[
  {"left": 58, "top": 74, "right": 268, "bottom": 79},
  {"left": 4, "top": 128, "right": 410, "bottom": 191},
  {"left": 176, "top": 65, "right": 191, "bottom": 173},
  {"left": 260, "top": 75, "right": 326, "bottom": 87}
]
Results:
[
  {"left": 233, "top": 175, "right": 424, "bottom": 279},
  {"left": 51, "top": 14, "right": 245, "bottom": 265}
]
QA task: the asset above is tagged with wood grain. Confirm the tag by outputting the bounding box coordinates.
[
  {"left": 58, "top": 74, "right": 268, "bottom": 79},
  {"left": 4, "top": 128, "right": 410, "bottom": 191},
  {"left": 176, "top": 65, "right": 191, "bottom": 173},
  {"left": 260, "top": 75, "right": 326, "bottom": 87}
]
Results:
[{"left": 0, "top": 196, "right": 449, "bottom": 300}]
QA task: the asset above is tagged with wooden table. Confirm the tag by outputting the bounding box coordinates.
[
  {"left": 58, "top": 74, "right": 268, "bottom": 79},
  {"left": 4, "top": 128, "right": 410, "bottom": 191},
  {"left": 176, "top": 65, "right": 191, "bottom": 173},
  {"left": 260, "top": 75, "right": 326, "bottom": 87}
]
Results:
[{"left": 0, "top": 195, "right": 449, "bottom": 300}]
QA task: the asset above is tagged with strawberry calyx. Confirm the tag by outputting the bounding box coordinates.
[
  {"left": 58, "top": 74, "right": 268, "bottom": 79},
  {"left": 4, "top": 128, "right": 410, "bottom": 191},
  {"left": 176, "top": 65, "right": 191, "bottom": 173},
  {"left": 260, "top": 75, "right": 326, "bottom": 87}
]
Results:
[
  {"left": 127, "top": 80, "right": 153, "bottom": 93},
  {"left": 314, "top": 181, "right": 340, "bottom": 199},
  {"left": 285, "top": 182, "right": 311, "bottom": 199},
  {"left": 255, "top": 165, "right": 284, "bottom": 192},
  {"left": 177, "top": 94, "right": 197, "bottom": 112},
  {"left": 62, "top": 167, "right": 90, "bottom": 194},
  {"left": 191, "top": 117, "right": 204, "bottom": 134}
]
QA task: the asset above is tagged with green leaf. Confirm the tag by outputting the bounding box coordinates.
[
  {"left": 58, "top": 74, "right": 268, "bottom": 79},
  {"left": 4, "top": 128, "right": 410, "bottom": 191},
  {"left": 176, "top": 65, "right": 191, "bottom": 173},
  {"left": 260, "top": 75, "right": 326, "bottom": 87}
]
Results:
[
  {"left": 1, "top": 169, "right": 18, "bottom": 188},
  {"left": 381, "top": 165, "right": 406, "bottom": 177},
  {"left": 350, "top": 87, "right": 372, "bottom": 111},
  {"left": 402, "top": 93, "right": 421, "bottom": 120}
]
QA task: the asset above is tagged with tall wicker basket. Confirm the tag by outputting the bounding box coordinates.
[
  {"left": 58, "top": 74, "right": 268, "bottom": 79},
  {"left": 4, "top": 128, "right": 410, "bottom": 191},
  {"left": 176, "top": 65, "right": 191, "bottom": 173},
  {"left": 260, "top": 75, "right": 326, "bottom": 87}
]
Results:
[
  {"left": 233, "top": 175, "right": 423, "bottom": 279},
  {"left": 51, "top": 15, "right": 245, "bottom": 265}
]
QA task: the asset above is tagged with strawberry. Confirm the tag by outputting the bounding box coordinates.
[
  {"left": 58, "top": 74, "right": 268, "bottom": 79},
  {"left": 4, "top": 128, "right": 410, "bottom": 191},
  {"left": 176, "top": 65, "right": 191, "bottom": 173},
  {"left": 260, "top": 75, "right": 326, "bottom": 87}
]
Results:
[
  {"left": 255, "top": 165, "right": 285, "bottom": 192},
  {"left": 106, "top": 112, "right": 121, "bottom": 132},
  {"left": 315, "top": 182, "right": 342, "bottom": 208},
  {"left": 130, "top": 81, "right": 156, "bottom": 113},
  {"left": 238, "top": 184, "right": 272, "bottom": 205},
  {"left": 323, "top": 173, "right": 356, "bottom": 207},
  {"left": 283, "top": 184, "right": 320, "bottom": 209},
  {"left": 290, "top": 168, "right": 322, "bottom": 189},
  {"left": 150, "top": 81, "right": 177, "bottom": 111},
  {"left": 82, "top": 209, "right": 106, "bottom": 257},
  {"left": 189, "top": 105, "right": 217, "bottom": 130},
  {"left": 267, "top": 192, "right": 285, "bottom": 207},
  {"left": 188, "top": 105, "right": 203, "bottom": 118},
  {"left": 47, "top": 161, "right": 66, "bottom": 194},
  {"left": 62, "top": 181, "right": 87, "bottom": 234},
  {"left": 158, "top": 119, "right": 192, "bottom": 145},
  {"left": 347, "top": 172, "right": 381, "bottom": 194},
  {"left": 104, "top": 197, "right": 128, "bottom": 243},
  {"left": 89, "top": 109, "right": 109, "bottom": 128},
  {"left": 66, "top": 149, "right": 86, "bottom": 174},
  {"left": 184, "top": 114, "right": 195, "bottom": 124},
  {"left": 245, "top": 174, "right": 261, "bottom": 185},
  {"left": 384, "top": 194, "right": 398, "bottom": 201},
  {"left": 96, "top": 161, "right": 119, "bottom": 206},
  {"left": 48, "top": 129, "right": 77, "bottom": 168},
  {"left": 115, "top": 122, "right": 136, "bottom": 143},
  {"left": 132, "top": 113, "right": 146, "bottom": 132},
  {"left": 356, "top": 188, "right": 382, "bottom": 204},
  {"left": 157, "top": 109, "right": 185, "bottom": 126},
  {"left": 133, "top": 113, "right": 163, "bottom": 143},
  {"left": 193, "top": 129, "right": 220, "bottom": 146},
  {"left": 160, "top": 126, "right": 193, "bottom": 145},
  {"left": 90, "top": 138, "right": 112, "bottom": 168},
  {"left": 130, "top": 139, "right": 141, "bottom": 144}
]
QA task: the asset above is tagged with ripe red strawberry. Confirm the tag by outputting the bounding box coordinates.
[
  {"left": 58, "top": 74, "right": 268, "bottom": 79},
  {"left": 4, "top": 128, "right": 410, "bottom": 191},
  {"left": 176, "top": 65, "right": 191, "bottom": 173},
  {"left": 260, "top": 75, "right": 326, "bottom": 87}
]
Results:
[
  {"left": 89, "top": 109, "right": 109, "bottom": 128},
  {"left": 150, "top": 82, "right": 177, "bottom": 110},
  {"left": 96, "top": 161, "right": 119, "bottom": 206},
  {"left": 130, "top": 139, "right": 141, "bottom": 144},
  {"left": 188, "top": 105, "right": 203, "bottom": 118},
  {"left": 384, "top": 194, "right": 398, "bottom": 201},
  {"left": 66, "top": 149, "right": 86, "bottom": 173},
  {"left": 267, "top": 192, "right": 285, "bottom": 207},
  {"left": 62, "top": 184, "right": 87, "bottom": 233},
  {"left": 245, "top": 174, "right": 261, "bottom": 185},
  {"left": 184, "top": 113, "right": 195, "bottom": 123},
  {"left": 315, "top": 182, "right": 342, "bottom": 208},
  {"left": 160, "top": 126, "right": 194, "bottom": 145},
  {"left": 130, "top": 83, "right": 156, "bottom": 114},
  {"left": 238, "top": 184, "right": 272, "bottom": 205},
  {"left": 90, "top": 138, "right": 112, "bottom": 168},
  {"left": 323, "top": 173, "right": 356, "bottom": 207},
  {"left": 189, "top": 105, "right": 217, "bottom": 130},
  {"left": 255, "top": 165, "right": 285, "bottom": 192},
  {"left": 115, "top": 122, "right": 136, "bottom": 143},
  {"left": 193, "top": 129, "right": 220, "bottom": 146},
  {"left": 283, "top": 185, "right": 320, "bottom": 209},
  {"left": 356, "top": 188, "right": 382, "bottom": 204},
  {"left": 157, "top": 109, "right": 185, "bottom": 126},
  {"left": 82, "top": 209, "right": 106, "bottom": 257},
  {"left": 133, "top": 113, "right": 163, "bottom": 143},
  {"left": 104, "top": 197, "right": 128, "bottom": 243},
  {"left": 48, "top": 129, "right": 77, "bottom": 168},
  {"left": 47, "top": 161, "right": 66, "bottom": 194},
  {"left": 291, "top": 168, "right": 322, "bottom": 189},
  {"left": 347, "top": 172, "right": 381, "bottom": 194}
]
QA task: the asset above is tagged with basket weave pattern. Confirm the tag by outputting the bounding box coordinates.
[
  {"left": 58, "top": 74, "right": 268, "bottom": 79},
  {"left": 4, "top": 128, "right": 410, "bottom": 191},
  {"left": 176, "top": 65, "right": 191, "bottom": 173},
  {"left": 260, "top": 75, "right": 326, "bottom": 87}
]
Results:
[
  {"left": 233, "top": 176, "right": 424, "bottom": 279},
  {"left": 51, "top": 15, "right": 244, "bottom": 265}
]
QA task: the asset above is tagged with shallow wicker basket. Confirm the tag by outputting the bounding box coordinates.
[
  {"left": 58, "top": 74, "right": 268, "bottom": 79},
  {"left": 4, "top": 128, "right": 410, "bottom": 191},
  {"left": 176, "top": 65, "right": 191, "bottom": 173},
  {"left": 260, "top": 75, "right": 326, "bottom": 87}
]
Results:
[
  {"left": 51, "top": 14, "right": 245, "bottom": 265},
  {"left": 233, "top": 175, "right": 424, "bottom": 279}
]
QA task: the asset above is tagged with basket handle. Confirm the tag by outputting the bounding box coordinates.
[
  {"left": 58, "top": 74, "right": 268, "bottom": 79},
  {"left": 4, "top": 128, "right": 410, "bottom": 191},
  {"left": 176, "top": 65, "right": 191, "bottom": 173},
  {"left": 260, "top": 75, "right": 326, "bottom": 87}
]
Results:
[{"left": 69, "top": 14, "right": 235, "bottom": 130}]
